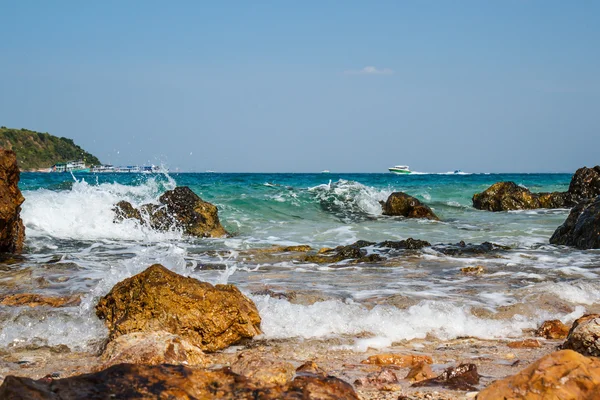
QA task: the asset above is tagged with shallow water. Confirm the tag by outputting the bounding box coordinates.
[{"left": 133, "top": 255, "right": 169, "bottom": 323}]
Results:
[{"left": 1, "top": 171, "right": 598, "bottom": 352}]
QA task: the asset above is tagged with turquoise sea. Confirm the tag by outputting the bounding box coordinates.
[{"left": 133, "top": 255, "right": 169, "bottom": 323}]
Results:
[{"left": 2, "top": 171, "right": 599, "bottom": 352}]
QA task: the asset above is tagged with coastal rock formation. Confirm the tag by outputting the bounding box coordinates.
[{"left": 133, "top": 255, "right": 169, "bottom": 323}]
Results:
[
  {"left": 0, "top": 149, "right": 25, "bottom": 253},
  {"left": 305, "top": 240, "right": 380, "bottom": 263},
  {"left": 568, "top": 166, "right": 600, "bottom": 201},
  {"left": 381, "top": 192, "right": 440, "bottom": 220},
  {"left": 473, "top": 166, "right": 600, "bottom": 212},
  {"left": 0, "top": 363, "right": 360, "bottom": 399},
  {"left": 472, "top": 181, "right": 574, "bottom": 211},
  {"left": 562, "top": 314, "right": 600, "bottom": 356},
  {"left": 98, "top": 331, "right": 207, "bottom": 369},
  {"left": 549, "top": 197, "right": 600, "bottom": 249},
  {"left": 432, "top": 240, "right": 509, "bottom": 256},
  {"left": 113, "top": 186, "right": 228, "bottom": 238},
  {"left": 477, "top": 350, "right": 600, "bottom": 399},
  {"left": 95, "top": 264, "right": 261, "bottom": 352}
]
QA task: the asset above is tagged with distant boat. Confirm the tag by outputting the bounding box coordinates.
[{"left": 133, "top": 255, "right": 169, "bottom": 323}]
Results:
[
  {"left": 321, "top": 170, "right": 330, "bottom": 173},
  {"left": 388, "top": 165, "right": 411, "bottom": 174},
  {"left": 51, "top": 160, "right": 89, "bottom": 173},
  {"left": 454, "top": 169, "right": 463, "bottom": 174}
]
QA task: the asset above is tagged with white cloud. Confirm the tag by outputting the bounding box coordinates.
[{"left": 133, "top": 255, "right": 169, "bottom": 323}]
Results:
[{"left": 345, "top": 66, "right": 394, "bottom": 75}]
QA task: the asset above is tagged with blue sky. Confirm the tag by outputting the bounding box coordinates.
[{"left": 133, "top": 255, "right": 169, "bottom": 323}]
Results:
[{"left": 1, "top": 1, "right": 598, "bottom": 172}]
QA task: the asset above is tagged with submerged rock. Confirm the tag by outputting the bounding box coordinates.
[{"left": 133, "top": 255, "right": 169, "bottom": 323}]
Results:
[
  {"left": 361, "top": 353, "right": 433, "bottom": 367},
  {"left": 95, "top": 264, "right": 261, "bottom": 352},
  {"left": 405, "top": 362, "right": 435, "bottom": 383},
  {"left": 381, "top": 192, "right": 440, "bottom": 220},
  {"left": 305, "top": 241, "right": 375, "bottom": 263},
  {"left": 376, "top": 238, "right": 431, "bottom": 250},
  {"left": 231, "top": 352, "right": 295, "bottom": 386},
  {"left": 0, "top": 293, "right": 80, "bottom": 308},
  {"left": 113, "top": 186, "right": 228, "bottom": 238},
  {"left": 0, "top": 363, "right": 360, "bottom": 399},
  {"left": 477, "top": 350, "right": 600, "bottom": 399},
  {"left": 432, "top": 241, "right": 509, "bottom": 256},
  {"left": 549, "top": 197, "right": 600, "bottom": 249},
  {"left": 562, "top": 314, "right": 600, "bottom": 356},
  {"left": 354, "top": 368, "right": 399, "bottom": 389},
  {"left": 0, "top": 149, "right": 25, "bottom": 253}
]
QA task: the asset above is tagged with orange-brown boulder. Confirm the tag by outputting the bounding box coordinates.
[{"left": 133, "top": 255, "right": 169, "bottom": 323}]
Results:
[
  {"left": 95, "top": 264, "right": 261, "bottom": 352},
  {"left": 361, "top": 353, "right": 433, "bottom": 367},
  {"left": 535, "top": 319, "right": 569, "bottom": 339},
  {"left": 0, "top": 149, "right": 25, "bottom": 253},
  {"left": 477, "top": 350, "right": 600, "bottom": 400},
  {"left": 98, "top": 331, "right": 207, "bottom": 370},
  {"left": 412, "top": 363, "right": 479, "bottom": 391},
  {"left": 562, "top": 313, "right": 600, "bottom": 356},
  {"left": 0, "top": 363, "right": 360, "bottom": 399}
]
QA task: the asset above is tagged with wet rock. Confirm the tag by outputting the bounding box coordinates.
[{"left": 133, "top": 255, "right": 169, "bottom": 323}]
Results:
[
  {"left": 381, "top": 192, "right": 440, "bottom": 220},
  {"left": 113, "top": 186, "right": 228, "bottom": 237},
  {"left": 98, "top": 331, "right": 206, "bottom": 369},
  {"left": 113, "top": 200, "right": 141, "bottom": 222},
  {"left": 377, "top": 238, "right": 431, "bottom": 250},
  {"left": 473, "top": 182, "right": 542, "bottom": 211},
  {"left": 0, "top": 363, "right": 360, "bottom": 399},
  {"left": 549, "top": 196, "right": 600, "bottom": 249},
  {"left": 354, "top": 368, "right": 399, "bottom": 390},
  {"left": 461, "top": 265, "right": 485, "bottom": 275},
  {"left": 231, "top": 352, "right": 295, "bottom": 385},
  {"left": 412, "top": 363, "right": 479, "bottom": 391},
  {"left": 568, "top": 166, "right": 600, "bottom": 201},
  {"left": 535, "top": 319, "right": 570, "bottom": 339},
  {"left": 0, "top": 149, "right": 25, "bottom": 254},
  {"left": 507, "top": 339, "right": 541, "bottom": 349},
  {"left": 296, "top": 361, "right": 327, "bottom": 377},
  {"left": 405, "top": 362, "right": 435, "bottom": 383},
  {"left": 95, "top": 264, "right": 261, "bottom": 352},
  {"left": 562, "top": 314, "right": 600, "bottom": 356},
  {"left": 361, "top": 353, "right": 433, "bottom": 367},
  {"left": 477, "top": 349, "right": 600, "bottom": 400},
  {"left": 0, "top": 293, "right": 80, "bottom": 307},
  {"left": 432, "top": 241, "right": 508, "bottom": 256},
  {"left": 305, "top": 241, "right": 374, "bottom": 263}
]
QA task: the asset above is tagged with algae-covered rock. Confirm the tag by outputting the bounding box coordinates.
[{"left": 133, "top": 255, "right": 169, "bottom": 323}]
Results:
[
  {"left": 0, "top": 149, "right": 25, "bottom": 253},
  {"left": 550, "top": 197, "right": 600, "bottom": 249},
  {"left": 477, "top": 350, "right": 600, "bottom": 399},
  {"left": 96, "top": 264, "right": 261, "bottom": 352},
  {"left": 381, "top": 192, "right": 439, "bottom": 220}
]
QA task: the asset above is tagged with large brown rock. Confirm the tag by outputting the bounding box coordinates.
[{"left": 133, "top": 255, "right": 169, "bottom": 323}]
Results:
[
  {"left": 113, "top": 186, "right": 228, "bottom": 238},
  {"left": 472, "top": 182, "right": 544, "bottom": 211},
  {"left": 0, "top": 363, "right": 360, "bottom": 399},
  {"left": 95, "top": 264, "right": 261, "bottom": 352},
  {"left": 562, "top": 314, "right": 600, "bottom": 356},
  {"left": 0, "top": 149, "right": 25, "bottom": 253},
  {"left": 477, "top": 350, "right": 600, "bottom": 400},
  {"left": 549, "top": 197, "right": 600, "bottom": 249},
  {"left": 535, "top": 319, "right": 570, "bottom": 339},
  {"left": 381, "top": 192, "right": 439, "bottom": 220},
  {"left": 568, "top": 166, "right": 600, "bottom": 201}
]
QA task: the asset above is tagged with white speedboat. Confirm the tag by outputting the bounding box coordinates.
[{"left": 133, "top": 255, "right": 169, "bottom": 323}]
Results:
[{"left": 388, "top": 165, "right": 411, "bottom": 174}]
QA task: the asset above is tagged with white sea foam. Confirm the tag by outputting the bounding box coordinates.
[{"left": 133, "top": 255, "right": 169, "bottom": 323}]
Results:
[
  {"left": 538, "top": 282, "right": 600, "bottom": 305},
  {"left": 21, "top": 176, "right": 180, "bottom": 241},
  {"left": 253, "top": 297, "right": 552, "bottom": 351}
]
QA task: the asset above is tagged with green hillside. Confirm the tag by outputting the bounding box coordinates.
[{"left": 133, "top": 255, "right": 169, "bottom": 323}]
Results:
[{"left": 0, "top": 127, "right": 101, "bottom": 171}]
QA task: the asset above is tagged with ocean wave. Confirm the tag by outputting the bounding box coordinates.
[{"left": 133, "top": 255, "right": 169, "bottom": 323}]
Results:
[{"left": 308, "top": 179, "right": 390, "bottom": 222}]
